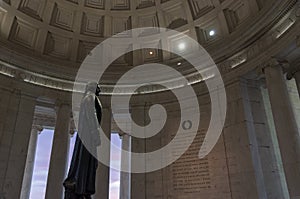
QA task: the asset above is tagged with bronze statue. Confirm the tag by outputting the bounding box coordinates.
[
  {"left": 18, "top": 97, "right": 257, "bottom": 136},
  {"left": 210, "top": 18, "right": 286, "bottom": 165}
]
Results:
[{"left": 63, "top": 82, "right": 102, "bottom": 199}]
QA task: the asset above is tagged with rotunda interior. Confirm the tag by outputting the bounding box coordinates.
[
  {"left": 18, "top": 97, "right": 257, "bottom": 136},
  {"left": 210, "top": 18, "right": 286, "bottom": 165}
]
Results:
[{"left": 0, "top": 0, "right": 300, "bottom": 198}]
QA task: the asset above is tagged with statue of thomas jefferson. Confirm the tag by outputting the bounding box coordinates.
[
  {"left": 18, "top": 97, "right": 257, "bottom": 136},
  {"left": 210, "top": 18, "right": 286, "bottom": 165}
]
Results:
[{"left": 63, "top": 82, "right": 102, "bottom": 199}]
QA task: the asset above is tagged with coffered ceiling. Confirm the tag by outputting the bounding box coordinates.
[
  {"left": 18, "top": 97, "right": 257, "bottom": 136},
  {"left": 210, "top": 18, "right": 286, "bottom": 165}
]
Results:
[
  {"left": 0, "top": 0, "right": 271, "bottom": 63},
  {"left": 1, "top": 0, "right": 297, "bottom": 88}
]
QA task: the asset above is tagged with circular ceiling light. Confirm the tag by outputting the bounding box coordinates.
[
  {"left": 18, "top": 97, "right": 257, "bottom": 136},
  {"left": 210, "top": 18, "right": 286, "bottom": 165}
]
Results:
[
  {"left": 149, "top": 51, "right": 154, "bottom": 55},
  {"left": 209, "top": 30, "right": 216, "bottom": 36},
  {"left": 178, "top": 42, "right": 186, "bottom": 51},
  {"left": 177, "top": 62, "right": 182, "bottom": 66}
]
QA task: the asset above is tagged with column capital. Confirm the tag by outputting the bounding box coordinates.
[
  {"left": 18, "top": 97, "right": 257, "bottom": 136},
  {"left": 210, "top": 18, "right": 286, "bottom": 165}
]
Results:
[
  {"left": 32, "top": 125, "right": 44, "bottom": 133},
  {"left": 118, "top": 131, "right": 131, "bottom": 138},
  {"left": 69, "top": 128, "right": 76, "bottom": 136},
  {"left": 261, "top": 58, "right": 289, "bottom": 71},
  {"left": 286, "top": 59, "right": 300, "bottom": 80}
]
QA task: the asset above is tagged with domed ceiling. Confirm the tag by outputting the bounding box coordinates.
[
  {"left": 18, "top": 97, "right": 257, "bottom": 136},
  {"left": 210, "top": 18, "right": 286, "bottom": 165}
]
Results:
[
  {"left": 0, "top": 0, "right": 274, "bottom": 61},
  {"left": 0, "top": 0, "right": 298, "bottom": 92}
]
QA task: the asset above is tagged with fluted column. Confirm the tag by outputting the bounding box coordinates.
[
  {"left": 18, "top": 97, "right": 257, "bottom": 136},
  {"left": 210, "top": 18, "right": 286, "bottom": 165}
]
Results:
[
  {"left": 130, "top": 105, "right": 146, "bottom": 199},
  {"left": 120, "top": 133, "right": 131, "bottom": 199},
  {"left": 45, "top": 104, "right": 71, "bottom": 199},
  {"left": 224, "top": 79, "right": 266, "bottom": 199},
  {"left": 264, "top": 59, "right": 300, "bottom": 199},
  {"left": 20, "top": 125, "right": 43, "bottom": 199},
  {"left": 94, "top": 107, "right": 111, "bottom": 199},
  {"left": 0, "top": 91, "right": 36, "bottom": 199}
]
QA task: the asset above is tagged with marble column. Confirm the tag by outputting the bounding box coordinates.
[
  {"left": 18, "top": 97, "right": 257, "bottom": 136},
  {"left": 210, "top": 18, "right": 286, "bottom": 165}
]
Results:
[
  {"left": 287, "top": 37, "right": 300, "bottom": 97},
  {"left": 294, "top": 71, "right": 300, "bottom": 96},
  {"left": 120, "top": 134, "right": 131, "bottom": 199},
  {"left": 20, "top": 125, "right": 43, "bottom": 199},
  {"left": 94, "top": 107, "right": 111, "bottom": 199},
  {"left": 45, "top": 104, "right": 71, "bottom": 199},
  {"left": 247, "top": 80, "right": 287, "bottom": 198},
  {"left": 0, "top": 91, "right": 36, "bottom": 199},
  {"left": 224, "top": 79, "right": 266, "bottom": 199},
  {"left": 264, "top": 60, "right": 300, "bottom": 199},
  {"left": 287, "top": 66, "right": 300, "bottom": 98},
  {"left": 130, "top": 105, "right": 146, "bottom": 199}
]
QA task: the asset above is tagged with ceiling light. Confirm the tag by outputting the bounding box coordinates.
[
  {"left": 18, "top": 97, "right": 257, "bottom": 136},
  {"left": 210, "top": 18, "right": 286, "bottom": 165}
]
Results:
[
  {"left": 209, "top": 30, "right": 216, "bottom": 36},
  {"left": 178, "top": 43, "right": 186, "bottom": 51},
  {"left": 177, "top": 62, "right": 182, "bottom": 66},
  {"left": 149, "top": 51, "right": 153, "bottom": 55}
]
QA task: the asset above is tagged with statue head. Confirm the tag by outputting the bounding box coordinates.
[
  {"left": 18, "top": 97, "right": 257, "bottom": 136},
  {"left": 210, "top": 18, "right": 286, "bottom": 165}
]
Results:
[
  {"left": 85, "top": 82, "right": 101, "bottom": 96},
  {"left": 95, "top": 84, "right": 101, "bottom": 96}
]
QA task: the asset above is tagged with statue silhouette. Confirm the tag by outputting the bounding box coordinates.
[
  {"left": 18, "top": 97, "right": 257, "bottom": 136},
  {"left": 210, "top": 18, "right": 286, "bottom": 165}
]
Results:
[{"left": 63, "top": 82, "right": 102, "bottom": 199}]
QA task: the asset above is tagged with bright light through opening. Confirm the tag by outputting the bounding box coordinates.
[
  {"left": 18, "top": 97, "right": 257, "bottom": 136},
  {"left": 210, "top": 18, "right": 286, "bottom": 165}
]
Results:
[
  {"left": 109, "top": 133, "right": 122, "bottom": 199},
  {"left": 209, "top": 30, "right": 216, "bottom": 36},
  {"left": 29, "top": 129, "right": 54, "bottom": 199},
  {"left": 29, "top": 130, "right": 77, "bottom": 199}
]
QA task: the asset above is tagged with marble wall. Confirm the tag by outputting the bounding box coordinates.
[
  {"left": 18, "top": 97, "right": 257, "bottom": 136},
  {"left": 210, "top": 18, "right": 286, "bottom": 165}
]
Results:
[{"left": 127, "top": 78, "right": 294, "bottom": 199}]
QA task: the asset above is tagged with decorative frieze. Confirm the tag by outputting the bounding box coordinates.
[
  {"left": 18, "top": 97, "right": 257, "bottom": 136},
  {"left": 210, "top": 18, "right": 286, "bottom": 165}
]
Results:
[{"left": 0, "top": 60, "right": 73, "bottom": 91}]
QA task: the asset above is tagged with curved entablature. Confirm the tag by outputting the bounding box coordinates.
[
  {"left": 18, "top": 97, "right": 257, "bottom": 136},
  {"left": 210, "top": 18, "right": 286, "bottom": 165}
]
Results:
[{"left": 0, "top": 59, "right": 211, "bottom": 95}]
